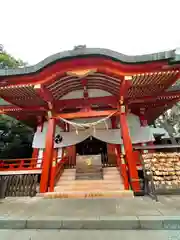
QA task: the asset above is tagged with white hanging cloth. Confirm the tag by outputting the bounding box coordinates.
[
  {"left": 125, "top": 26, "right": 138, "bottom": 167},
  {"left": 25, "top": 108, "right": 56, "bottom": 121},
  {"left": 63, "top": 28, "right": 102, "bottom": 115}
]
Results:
[{"left": 32, "top": 126, "right": 154, "bottom": 148}]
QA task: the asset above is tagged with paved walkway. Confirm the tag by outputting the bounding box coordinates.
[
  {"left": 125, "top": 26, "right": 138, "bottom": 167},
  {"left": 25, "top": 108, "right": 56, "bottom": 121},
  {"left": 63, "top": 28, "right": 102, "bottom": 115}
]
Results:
[
  {"left": 1, "top": 230, "right": 180, "bottom": 240},
  {"left": 0, "top": 196, "right": 180, "bottom": 230},
  {"left": 1, "top": 195, "right": 180, "bottom": 217}
]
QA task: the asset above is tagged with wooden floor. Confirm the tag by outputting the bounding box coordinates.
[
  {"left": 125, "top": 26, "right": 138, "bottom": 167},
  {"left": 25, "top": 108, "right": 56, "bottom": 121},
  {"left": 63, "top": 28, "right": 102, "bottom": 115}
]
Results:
[{"left": 43, "top": 167, "right": 133, "bottom": 199}]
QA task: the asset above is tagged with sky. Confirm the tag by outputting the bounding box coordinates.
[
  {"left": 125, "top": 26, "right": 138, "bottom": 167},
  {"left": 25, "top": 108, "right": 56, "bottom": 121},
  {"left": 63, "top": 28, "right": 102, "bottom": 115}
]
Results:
[{"left": 1, "top": 0, "right": 180, "bottom": 65}]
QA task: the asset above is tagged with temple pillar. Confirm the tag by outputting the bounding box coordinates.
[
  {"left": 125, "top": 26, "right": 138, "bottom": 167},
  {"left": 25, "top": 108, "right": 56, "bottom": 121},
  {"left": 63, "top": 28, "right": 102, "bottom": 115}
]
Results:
[
  {"left": 119, "top": 76, "right": 140, "bottom": 192},
  {"left": 40, "top": 118, "right": 56, "bottom": 193}
]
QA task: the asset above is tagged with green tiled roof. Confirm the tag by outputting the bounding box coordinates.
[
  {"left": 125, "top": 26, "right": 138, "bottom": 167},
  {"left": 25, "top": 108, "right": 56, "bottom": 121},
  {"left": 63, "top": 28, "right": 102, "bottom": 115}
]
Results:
[{"left": 0, "top": 47, "right": 178, "bottom": 77}]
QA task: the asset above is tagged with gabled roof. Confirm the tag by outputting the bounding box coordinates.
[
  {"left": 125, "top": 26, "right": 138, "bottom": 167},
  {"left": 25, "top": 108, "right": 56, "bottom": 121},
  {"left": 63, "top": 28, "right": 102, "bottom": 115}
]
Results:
[
  {"left": 0, "top": 47, "right": 178, "bottom": 77},
  {"left": 0, "top": 47, "right": 180, "bottom": 126}
]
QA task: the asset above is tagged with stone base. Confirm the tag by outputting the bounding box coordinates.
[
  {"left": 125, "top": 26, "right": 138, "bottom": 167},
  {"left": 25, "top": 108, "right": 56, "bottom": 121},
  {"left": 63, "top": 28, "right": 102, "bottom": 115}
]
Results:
[{"left": 41, "top": 190, "right": 134, "bottom": 199}]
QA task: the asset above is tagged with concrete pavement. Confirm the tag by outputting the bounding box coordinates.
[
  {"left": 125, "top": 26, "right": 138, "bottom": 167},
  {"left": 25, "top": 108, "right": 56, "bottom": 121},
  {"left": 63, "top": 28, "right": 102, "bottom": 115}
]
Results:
[
  {"left": 0, "top": 196, "right": 180, "bottom": 230},
  {"left": 1, "top": 230, "right": 180, "bottom": 240}
]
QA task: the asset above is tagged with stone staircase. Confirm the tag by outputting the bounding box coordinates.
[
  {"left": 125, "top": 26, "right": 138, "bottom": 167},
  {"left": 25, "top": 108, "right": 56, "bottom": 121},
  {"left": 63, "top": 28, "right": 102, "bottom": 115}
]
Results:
[
  {"left": 43, "top": 167, "right": 133, "bottom": 199},
  {"left": 76, "top": 166, "right": 103, "bottom": 180}
]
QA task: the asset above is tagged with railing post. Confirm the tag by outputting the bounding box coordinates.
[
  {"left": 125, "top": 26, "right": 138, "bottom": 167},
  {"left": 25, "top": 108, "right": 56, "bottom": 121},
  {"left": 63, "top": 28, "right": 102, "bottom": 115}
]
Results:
[
  {"left": 116, "top": 146, "right": 129, "bottom": 190},
  {"left": 49, "top": 158, "right": 56, "bottom": 192},
  {"left": 31, "top": 148, "right": 39, "bottom": 167}
]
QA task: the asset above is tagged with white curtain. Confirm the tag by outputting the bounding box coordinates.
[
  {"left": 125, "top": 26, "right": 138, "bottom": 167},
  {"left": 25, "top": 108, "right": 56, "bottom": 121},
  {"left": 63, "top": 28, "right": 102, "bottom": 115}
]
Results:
[
  {"left": 92, "top": 127, "right": 154, "bottom": 144},
  {"left": 32, "top": 126, "right": 154, "bottom": 149},
  {"left": 93, "top": 129, "right": 122, "bottom": 144},
  {"left": 129, "top": 126, "right": 155, "bottom": 144},
  {"left": 32, "top": 130, "right": 90, "bottom": 149}
]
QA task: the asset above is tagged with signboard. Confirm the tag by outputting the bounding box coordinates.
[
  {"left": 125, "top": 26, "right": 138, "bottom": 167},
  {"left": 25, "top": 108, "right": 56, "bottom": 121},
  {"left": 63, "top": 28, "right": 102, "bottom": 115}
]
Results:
[{"left": 76, "top": 155, "right": 102, "bottom": 180}]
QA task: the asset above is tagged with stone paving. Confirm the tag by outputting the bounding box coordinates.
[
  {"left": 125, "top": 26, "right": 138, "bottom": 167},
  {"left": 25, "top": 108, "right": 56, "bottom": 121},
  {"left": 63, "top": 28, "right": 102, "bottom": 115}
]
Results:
[
  {"left": 1, "top": 195, "right": 180, "bottom": 217},
  {"left": 1, "top": 230, "right": 180, "bottom": 240},
  {"left": 0, "top": 196, "right": 180, "bottom": 230}
]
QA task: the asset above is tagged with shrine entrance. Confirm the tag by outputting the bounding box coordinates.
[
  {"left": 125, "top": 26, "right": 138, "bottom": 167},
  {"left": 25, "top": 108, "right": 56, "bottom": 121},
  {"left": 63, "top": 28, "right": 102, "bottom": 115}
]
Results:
[
  {"left": 75, "top": 137, "right": 108, "bottom": 180},
  {"left": 76, "top": 137, "right": 108, "bottom": 166}
]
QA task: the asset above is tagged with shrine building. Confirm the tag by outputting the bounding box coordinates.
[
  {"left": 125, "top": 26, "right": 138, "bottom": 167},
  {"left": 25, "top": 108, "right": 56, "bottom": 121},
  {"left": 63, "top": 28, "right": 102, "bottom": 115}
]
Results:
[{"left": 0, "top": 47, "right": 180, "bottom": 198}]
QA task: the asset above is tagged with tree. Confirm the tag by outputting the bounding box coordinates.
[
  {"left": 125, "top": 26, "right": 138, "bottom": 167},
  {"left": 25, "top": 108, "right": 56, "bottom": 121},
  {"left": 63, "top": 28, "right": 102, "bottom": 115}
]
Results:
[
  {"left": 0, "top": 45, "right": 33, "bottom": 159},
  {"left": 155, "top": 103, "right": 180, "bottom": 144},
  {"left": 0, "top": 115, "right": 33, "bottom": 159},
  {"left": 0, "top": 44, "right": 27, "bottom": 69}
]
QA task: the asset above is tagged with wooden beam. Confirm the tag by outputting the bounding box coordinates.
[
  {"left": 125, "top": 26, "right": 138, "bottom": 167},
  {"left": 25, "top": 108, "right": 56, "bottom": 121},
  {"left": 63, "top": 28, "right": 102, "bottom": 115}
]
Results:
[
  {"left": 55, "top": 96, "right": 118, "bottom": 109},
  {"left": 34, "top": 84, "right": 53, "bottom": 109},
  {"left": 0, "top": 105, "right": 46, "bottom": 112},
  {"left": 54, "top": 109, "right": 118, "bottom": 119}
]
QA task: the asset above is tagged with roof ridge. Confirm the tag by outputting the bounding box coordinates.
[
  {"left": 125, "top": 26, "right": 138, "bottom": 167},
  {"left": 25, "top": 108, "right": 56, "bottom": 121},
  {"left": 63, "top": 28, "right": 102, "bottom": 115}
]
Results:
[{"left": 0, "top": 47, "right": 176, "bottom": 77}]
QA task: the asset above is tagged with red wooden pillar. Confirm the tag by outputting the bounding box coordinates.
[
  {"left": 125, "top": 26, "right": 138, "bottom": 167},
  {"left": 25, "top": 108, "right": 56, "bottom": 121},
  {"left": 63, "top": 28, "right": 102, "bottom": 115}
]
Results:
[
  {"left": 120, "top": 105, "right": 140, "bottom": 191},
  {"left": 40, "top": 118, "right": 56, "bottom": 193},
  {"left": 112, "top": 114, "right": 129, "bottom": 189},
  {"left": 119, "top": 76, "right": 140, "bottom": 192}
]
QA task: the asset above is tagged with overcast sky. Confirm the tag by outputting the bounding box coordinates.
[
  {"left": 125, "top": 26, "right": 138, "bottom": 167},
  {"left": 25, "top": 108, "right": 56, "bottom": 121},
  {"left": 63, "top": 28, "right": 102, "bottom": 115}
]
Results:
[{"left": 1, "top": 0, "right": 180, "bottom": 65}]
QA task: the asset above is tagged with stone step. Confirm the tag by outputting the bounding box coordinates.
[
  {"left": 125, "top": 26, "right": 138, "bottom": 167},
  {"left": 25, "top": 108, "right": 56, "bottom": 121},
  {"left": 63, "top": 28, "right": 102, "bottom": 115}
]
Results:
[
  {"left": 54, "top": 185, "right": 124, "bottom": 191},
  {"left": 103, "top": 172, "right": 120, "bottom": 176},
  {"left": 103, "top": 172, "right": 121, "bottom": 176},
  {"left": 55, "top": 182, "right": 124, "bottom": 189},
  {"left": 59, "top": 176, "right": 75, "bottom": 180},
  {"left": 61, "top": 170, "right": 76, "bottom": 176},
  {"left": 54, "top": 168, "right": 125, "bottom": 198},
  {"left": 103, "top": 175, "right": 122, "bottom": 180},
  {"left": 43, "top": 190, "right": 134, "bottom": 199},
  {"left": 75, "top": 175, "right": 103, "bottom": 180},
  {"left": 103, "top": 169, "right": 119, "bottom": 173},
  {"left": 60, "top": 173, "right": 121, "bottom": 180},
  {"left": 54, "top": 186, "right": 124, "bottom": 192},
  {"left": 103, "top": 167, "right": 118, "bottom": 171},
  {"left": 56, "top": 179, "right": 123, "bottom": 185}
]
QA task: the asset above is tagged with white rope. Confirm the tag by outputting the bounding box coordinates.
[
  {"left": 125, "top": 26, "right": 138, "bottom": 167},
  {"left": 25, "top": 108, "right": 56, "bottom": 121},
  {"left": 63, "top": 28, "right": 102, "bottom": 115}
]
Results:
[{"left": 58, "top": 111, "right": 117, "bottom": 129}]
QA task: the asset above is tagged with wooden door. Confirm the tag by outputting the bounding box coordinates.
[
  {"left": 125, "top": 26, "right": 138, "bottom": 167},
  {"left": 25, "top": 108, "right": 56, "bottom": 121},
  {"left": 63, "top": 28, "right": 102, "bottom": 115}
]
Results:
[{"left": 107, "top": 144, "right": 117, "bottom": 166}]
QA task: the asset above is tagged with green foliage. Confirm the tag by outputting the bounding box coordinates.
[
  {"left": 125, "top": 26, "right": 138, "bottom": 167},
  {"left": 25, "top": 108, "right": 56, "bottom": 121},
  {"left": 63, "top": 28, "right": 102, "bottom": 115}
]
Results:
[
  {"left": 0, "top": 45, "right": 32, "bottom": 159},
  {"left": 0, "top": 115, "right": 33, "bottom": 159},
  {"left": 0, "top": 44, "right": 27, "bottom": 69},
  {"left": 155, "top": 102, "right": 180, "bottom": 143}
]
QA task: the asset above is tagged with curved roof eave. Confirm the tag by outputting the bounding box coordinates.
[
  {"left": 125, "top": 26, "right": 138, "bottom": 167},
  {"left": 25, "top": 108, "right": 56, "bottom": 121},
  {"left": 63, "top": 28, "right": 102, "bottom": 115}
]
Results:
[{"left": 0, "top": 47, "right": 177, "bottom": 77}]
